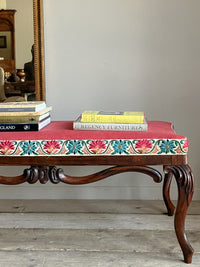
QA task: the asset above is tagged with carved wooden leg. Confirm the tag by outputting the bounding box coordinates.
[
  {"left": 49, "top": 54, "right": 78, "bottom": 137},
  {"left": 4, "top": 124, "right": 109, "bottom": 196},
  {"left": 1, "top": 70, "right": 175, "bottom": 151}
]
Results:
[
  {"left": 164, "top": 165, "right": 194, "bottom": 264},
  {"left": 163, "top": 168, "right": 175, "bottom": 216}
]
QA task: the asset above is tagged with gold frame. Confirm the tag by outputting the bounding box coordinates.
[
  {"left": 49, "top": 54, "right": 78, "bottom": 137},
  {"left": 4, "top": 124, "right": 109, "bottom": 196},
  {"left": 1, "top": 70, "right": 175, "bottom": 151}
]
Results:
[{"left": 33, "top": 0, "right": 45, "bottom": 101}]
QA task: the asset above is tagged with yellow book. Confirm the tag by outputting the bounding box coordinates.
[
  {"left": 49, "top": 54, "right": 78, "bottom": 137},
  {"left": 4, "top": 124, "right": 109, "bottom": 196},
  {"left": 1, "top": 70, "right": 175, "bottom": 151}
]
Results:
[{"left": 81, "top": 111, "right": 145, "bottom": 123}]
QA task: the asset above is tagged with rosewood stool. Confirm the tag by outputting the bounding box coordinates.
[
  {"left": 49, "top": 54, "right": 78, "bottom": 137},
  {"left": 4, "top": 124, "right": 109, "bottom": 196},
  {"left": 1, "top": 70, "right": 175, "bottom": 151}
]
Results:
[{"left": 0, "top": 121, "right": 194, "bottom": 263}]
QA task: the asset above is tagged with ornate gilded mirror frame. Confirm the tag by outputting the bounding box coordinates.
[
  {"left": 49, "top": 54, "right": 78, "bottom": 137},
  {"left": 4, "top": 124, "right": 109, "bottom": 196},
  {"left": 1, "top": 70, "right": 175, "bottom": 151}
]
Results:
[{"left": 33, "top": 0, "right": 45, "bottom": 101}]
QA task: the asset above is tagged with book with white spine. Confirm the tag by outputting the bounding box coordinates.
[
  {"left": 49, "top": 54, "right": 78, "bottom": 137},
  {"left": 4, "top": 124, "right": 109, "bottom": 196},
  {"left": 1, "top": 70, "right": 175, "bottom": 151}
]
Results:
[{"left": 73, "top": 116, "right": 148, "bottom": 131}]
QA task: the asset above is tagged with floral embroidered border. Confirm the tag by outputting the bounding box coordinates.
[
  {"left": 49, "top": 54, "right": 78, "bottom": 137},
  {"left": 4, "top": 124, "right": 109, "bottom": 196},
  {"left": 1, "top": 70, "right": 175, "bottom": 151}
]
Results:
[{"left": 0, "top": 138, "right": 188, "bottom": 156}]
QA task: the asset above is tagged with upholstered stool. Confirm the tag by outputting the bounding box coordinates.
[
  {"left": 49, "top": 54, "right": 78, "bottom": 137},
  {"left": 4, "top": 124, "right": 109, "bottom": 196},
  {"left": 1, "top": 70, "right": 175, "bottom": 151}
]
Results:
[{"left": 0, "top": 121, "right": 194, "bottom": 263}]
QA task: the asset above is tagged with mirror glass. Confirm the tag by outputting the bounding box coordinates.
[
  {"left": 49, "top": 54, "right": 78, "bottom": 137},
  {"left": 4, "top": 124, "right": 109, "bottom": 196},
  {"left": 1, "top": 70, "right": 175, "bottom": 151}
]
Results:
[
  {"left": 7, "top": 0, "right": 33, "bottom": 68},
  {"left": 0, "top": 0, "right": 45, "bottom": 101}
]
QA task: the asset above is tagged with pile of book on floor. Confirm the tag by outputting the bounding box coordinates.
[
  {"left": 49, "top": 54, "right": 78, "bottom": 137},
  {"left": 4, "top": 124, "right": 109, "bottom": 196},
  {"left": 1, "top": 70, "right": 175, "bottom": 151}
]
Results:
[
  {"left": 73, "top": 110, "right": 147, "bottom": 131},
  {"left": 0, "top": 101, "right": 52, "bottom": 131}
]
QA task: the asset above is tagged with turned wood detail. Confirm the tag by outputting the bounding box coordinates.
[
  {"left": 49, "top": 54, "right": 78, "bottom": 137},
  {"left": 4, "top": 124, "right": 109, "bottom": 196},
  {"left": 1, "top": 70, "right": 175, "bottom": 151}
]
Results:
[
  {"left": 163, "top": 165, "right": 194, "bottom": 264},
  {"left": 0, "top": 165, "right": 162, "bottom": 185},
  {"left": 25, "top": 166, "right": 60, "bottom": 184}
]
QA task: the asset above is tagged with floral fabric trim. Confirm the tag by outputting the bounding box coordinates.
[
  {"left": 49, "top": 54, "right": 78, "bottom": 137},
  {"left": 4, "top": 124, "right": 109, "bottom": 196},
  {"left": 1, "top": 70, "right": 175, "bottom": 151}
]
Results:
[{"left": 0, "top": 138, "right": 188, "bottom": 156}]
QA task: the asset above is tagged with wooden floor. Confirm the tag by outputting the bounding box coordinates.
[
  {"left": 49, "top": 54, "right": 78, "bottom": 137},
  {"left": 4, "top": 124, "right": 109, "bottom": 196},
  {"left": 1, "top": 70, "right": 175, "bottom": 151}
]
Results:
[{"left": 0, "top": 200, "right": 199, "bottom": 266}]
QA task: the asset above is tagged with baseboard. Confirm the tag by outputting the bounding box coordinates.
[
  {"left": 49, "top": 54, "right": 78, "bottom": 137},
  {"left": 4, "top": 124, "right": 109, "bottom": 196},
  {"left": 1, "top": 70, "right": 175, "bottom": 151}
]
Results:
[{"left": 0, "top": 184, "right": 198, "bottom": 200}]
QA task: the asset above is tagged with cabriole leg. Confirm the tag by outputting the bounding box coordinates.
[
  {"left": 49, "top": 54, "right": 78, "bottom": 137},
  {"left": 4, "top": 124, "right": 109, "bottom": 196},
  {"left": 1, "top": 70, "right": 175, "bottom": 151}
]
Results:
[
  {"left": 163, "top": 168, "right": 175, "bottom": 216},
  {"left": 164, "top": 165, "right": 194, "bottom": 264}
]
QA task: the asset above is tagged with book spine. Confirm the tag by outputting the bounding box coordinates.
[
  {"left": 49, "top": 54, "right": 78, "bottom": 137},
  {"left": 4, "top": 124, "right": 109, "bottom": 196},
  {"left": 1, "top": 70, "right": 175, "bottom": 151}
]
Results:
[
  {"left": 0, "top": 112, "right": 49, "bottom": 123},
  {"left": 81, "top": 114, "right": 144, "bottom": 123},
  {"left": 0, "top": 123, "right": 39, "bottom": 131},
  {"left": 0, "top": 116, "right": 40, "bottom": 123},
  {"left": 73, "top": 122, "right": 147, "bottom": 131},
  {"left": 0, "top": 107, "right": 38, "bottom": 112},
  {"left": 0, "top": 111, "right": 44, "bottom": 116}
]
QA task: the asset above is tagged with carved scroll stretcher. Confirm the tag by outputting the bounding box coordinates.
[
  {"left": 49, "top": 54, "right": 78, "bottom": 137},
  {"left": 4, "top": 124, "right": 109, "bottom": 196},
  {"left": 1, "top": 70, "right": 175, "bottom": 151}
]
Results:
[
  {"left": 0, "top": 163, "right": 194, "bottom": 264},
  {"left": 0, "top": 165, "right": 162, "bottom": 185}
]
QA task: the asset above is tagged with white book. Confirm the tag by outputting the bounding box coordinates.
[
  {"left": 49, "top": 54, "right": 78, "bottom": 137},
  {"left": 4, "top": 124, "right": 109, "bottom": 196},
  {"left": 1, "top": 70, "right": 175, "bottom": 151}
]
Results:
[
  {"left": 0, "top": 101, "right": 46, "bottom": 112},
  {"left": 73, "top": 117, "right": 148, "bottom": 131}
]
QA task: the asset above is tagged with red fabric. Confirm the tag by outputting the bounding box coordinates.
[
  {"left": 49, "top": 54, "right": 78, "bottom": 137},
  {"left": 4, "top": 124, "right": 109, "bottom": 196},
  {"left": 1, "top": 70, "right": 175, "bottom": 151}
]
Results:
[{"left": 0, "top": 121, "right": 186, "bottom": 141}]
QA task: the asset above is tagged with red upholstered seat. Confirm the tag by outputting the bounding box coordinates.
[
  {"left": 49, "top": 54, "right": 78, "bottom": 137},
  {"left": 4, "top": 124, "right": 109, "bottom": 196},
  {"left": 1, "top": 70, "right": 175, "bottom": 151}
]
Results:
[{"left": 0, "top": 121, "right": 188, "bottom": 156}]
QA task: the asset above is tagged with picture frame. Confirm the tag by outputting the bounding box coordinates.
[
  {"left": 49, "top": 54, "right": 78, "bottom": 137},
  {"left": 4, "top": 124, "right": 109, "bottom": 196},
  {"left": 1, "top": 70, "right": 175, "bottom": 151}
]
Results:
[{"left": 0, "top": 36, "right": 7, "bottom": 48}]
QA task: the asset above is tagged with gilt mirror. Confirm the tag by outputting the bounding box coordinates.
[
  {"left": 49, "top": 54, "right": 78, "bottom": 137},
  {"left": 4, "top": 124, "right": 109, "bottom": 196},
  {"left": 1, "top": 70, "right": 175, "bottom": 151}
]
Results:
[
  {"left": 0, "top": 0, "right": 45, "bottom": 101},
  {"left": 33, "top": 0, "right": 45, "bottom": 101}
]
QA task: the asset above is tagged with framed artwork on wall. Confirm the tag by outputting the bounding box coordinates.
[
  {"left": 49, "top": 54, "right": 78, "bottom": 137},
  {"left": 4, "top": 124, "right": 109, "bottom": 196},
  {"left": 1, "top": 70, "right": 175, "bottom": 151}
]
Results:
[{"left": 0, "top": 36, "right": 7, "bottom": 48}]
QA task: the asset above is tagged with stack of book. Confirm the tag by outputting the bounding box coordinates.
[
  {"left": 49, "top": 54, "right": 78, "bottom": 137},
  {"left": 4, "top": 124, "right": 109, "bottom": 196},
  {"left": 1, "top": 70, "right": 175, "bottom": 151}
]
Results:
[
  {"left": 73, "top": 111, "right": 147, "bottom": 131},
  {"left": 0, "top": 101, "right": 52, "bottom": 132}
]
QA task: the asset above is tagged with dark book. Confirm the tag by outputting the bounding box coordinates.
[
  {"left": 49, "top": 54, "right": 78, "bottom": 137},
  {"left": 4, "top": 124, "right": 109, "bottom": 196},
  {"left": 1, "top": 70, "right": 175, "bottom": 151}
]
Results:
[{"left": 0, "top": 116, "right": 51, "bottom": 132}]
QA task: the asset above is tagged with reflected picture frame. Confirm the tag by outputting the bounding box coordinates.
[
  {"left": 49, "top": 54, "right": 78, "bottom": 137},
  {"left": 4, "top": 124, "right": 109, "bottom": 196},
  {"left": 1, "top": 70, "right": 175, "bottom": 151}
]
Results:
[{"left": 0, "top": 36, "right": 6, "bottom": 48}]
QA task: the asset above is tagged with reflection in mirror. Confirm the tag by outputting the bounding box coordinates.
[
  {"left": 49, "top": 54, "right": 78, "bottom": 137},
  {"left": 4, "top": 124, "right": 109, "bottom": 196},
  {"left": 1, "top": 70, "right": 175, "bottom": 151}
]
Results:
[
  {"left": 0, "top": 0, "right": 45, "bottom": 102},
  {"left": 0, "top": 32, "right": 12, "bottom": 60}
]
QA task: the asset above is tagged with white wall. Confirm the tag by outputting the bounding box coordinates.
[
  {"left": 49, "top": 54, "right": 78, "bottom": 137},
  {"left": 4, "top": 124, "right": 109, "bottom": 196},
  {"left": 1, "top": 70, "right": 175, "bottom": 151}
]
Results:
[{"left": 0, "top": 0, "right": 200, "bottom": 200}]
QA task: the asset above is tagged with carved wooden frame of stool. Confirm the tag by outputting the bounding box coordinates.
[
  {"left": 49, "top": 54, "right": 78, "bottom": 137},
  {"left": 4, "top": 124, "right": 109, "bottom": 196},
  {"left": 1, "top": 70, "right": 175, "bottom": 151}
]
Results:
[{"left": 0, "top": 154, "right": 194, "bottom": 263}]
